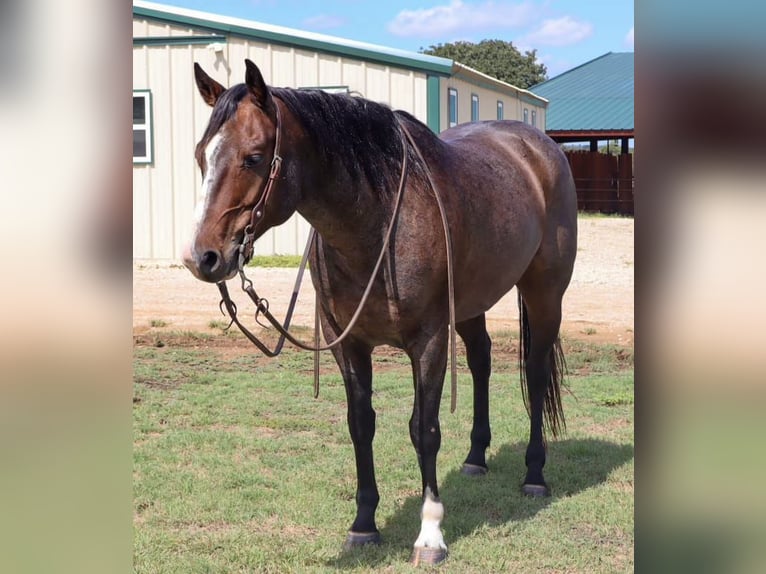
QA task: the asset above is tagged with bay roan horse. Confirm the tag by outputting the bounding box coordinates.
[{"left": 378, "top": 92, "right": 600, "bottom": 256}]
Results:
[{"left": 183, "top": 59, "right": 577, "bottom": 565}]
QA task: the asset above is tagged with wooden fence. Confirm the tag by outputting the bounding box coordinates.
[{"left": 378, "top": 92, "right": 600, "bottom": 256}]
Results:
[{"left": 564, "top": 151, "right": 634, "bottom": 215}]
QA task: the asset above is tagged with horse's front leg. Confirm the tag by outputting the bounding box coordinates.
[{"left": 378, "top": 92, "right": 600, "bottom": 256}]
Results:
[
  {"left": 327, "top": 333, "right": 381, "bottom": 550},
  {"left": 407, "top": 328, "right": 449, "bottom": 565}
]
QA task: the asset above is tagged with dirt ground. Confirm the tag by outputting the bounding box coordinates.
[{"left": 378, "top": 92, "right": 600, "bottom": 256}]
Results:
[{"left": 133, "top": 217, "right": 633, "bottom": 347}]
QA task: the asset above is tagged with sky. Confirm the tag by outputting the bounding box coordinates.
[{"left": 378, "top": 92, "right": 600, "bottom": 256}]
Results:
[{"left": 148, "top": 0, "right": 633, "bottom": 79}]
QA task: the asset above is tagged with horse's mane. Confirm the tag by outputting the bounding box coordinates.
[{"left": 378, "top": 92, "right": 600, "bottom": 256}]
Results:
[
  {"left": 199, "top": 84, "right": 250, "bottom": 151},
  {"left": 200, "top": 83, "right": 436, "bottom": 196},
  {"left": 274, "top": 87, "right": 417, "bottom": 194}
]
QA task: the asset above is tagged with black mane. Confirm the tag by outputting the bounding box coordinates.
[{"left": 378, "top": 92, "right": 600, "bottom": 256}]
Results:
[
  {"left": 273, "top": 88, "right": 410, "bottom": 194},
  {"left": 200, "top": 83, "right": 434, "bottom": 195}
]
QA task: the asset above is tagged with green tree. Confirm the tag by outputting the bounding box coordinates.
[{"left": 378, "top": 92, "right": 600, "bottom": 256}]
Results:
[{"left": 421, "top": 39, "right": 547, "bottom": 89}]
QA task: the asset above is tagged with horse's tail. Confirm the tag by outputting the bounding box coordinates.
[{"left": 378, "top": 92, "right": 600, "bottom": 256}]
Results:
[{"left": 518, "top": 291, "right": 567, "bottom": 439}]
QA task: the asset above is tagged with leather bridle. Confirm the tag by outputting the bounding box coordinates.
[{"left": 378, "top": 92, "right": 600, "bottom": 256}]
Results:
[
  {"left": 236, "top": 100, "right": 284, "bottom": 269},
  {"left": 216, "top": 100, "right": 459, "bottom": 413}
]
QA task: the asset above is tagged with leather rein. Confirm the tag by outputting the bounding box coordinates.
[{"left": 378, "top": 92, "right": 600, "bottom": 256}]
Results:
[{"left": 216, "top": 99, "right": 459, "bottom": 412}]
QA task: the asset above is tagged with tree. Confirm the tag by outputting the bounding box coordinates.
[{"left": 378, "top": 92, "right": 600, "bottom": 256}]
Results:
[{"left": 421, "top": 40, "right": 547, "bottom": 89}]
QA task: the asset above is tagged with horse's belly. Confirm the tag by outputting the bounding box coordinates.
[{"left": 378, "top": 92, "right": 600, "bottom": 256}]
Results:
[
  {"left": 455, "top": 269, "right": 523, "bottom": 321},
  {"left": 453, "top": 222, "right": 542, "bottom": 320}
]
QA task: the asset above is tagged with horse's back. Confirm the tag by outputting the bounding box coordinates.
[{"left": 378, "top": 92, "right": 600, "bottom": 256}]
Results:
[{"left": 437, "top": 120, "right": 577, "bottom": 317}]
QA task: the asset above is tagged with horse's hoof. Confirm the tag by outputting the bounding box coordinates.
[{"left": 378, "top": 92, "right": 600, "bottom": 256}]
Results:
[
  {"left": 342, "top": 530, "right": 381, "bottom": 551},
  {"left": 461, "top": 463, "right": 488, "bottom": 476},
  {"left": 521, "top": 483, "right": 551, "bottom": 497},
  {"left": 410, "top": 546, "right": 447, "bottom": 566}
]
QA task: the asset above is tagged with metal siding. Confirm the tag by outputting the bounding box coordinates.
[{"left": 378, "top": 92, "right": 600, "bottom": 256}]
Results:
[
  {"left": 364, "top": 62, "right": 388, "bottom": 103},
  {"left": 170, "top": 45, "right": 197, "bottom": 261},
  {"left": 294, "top": 49, "right": 319, "bottom": 87},
  {"left": 271, "top": 45, "right": 295, "bottom": 86},
  {"left": 133, "top": 18, "right": 149, "bottom": 36},
  {"left": 147, "top": 45, "right": 174, "bottom": 260},
  {"left": 389, "top": 68, "right": 413, "bottom": 113},
  {"left": 134, "top": 16, "right": 214, "bottom": 38},
  {"left": 341, "top": 59, "right": 365, "bottom": 95},
  {"left": 133, "top": 17, "right": 454, "bottom": 259},
  {"left": 412, "top": 75, "right": 428, "bottom": 126},
  {"left": 318, "top": 53, "right": 342, "bottom": 85},
  {"left": 133, "top": 166, "right": 152, "bottom": 258}
]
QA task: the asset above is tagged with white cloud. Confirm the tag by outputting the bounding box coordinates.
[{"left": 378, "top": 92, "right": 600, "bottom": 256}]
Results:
[
  {"left": 302, "top": 14, "right": 345, "bottom": 30},
  {"left": 535, "top": 53, "right": 573, "bottom": 79},
  {"left": 520, "top": 16, "right": 593, "bottom": 47},
  {"left": 624, "top": 26, "right": 634, "bottom": 49},
  {"left": 388, "top": 0, "right": 536, "bottom": 38}
]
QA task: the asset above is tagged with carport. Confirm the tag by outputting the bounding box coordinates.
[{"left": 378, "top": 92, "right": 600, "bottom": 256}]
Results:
[{"left": 531, "top": 52, "right": 634, "bottom": 214}]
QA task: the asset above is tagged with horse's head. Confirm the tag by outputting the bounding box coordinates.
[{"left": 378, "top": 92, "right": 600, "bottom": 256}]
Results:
[{"left": 182, "top": 59, "right": 288, "bottom": 282}]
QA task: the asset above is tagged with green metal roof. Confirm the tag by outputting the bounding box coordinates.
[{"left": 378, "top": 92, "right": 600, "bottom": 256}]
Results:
[
  {"left": 530, "top": 52, "right": 633, "bottom": 132},
  {"left": 132, "top": 1, "right": 453, "bottom": 76}
]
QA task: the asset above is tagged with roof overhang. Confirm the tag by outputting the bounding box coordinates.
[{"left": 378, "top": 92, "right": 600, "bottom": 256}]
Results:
[
  {"left": 546, "top": 129, "right": 634, "bottom": 142},
  {"left": 133, "top": 1, "right": 453, "bottom": 76},
  {"left": 451, "top": 62, "right": 548, "bottom": 106}
]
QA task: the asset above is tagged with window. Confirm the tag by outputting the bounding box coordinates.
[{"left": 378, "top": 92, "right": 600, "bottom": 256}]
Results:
[
  {"left": 523, "top": 108, "right": 529, "bottom": 124},
  {"left": 497, "top": 100, "right": 504, "bottom": 120},
  {"left": 448, "top": 88, "right": 458, "bottom": 127},
  {"left": 133, "top": 91, "right": 153, "bottom": 164},
  {"left": 471, "top": 94, "right": 479, "bottom": 122},
  {"left": 531, "top": 109, "right": 537, "bottom": 128}
]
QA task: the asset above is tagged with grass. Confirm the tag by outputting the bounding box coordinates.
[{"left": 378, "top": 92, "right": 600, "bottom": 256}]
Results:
[
  {"left": 248, "top": 254, "right": 303, "bottom": 268},
  {"left": 134, "top": 334, "right": 633, "bottom": 573}
]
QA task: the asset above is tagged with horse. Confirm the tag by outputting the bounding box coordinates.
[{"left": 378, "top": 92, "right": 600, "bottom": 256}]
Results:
[{"left": 182, "top": 59, "right": 577, "bottom": 565}]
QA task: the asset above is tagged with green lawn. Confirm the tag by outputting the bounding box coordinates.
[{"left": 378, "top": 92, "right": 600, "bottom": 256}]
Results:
[{"left": 134, "top": 332, "right": 633, "bottom": 573}]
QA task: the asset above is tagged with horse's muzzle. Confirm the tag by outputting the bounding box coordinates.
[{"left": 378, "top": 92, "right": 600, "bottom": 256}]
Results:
[{"left": 182, "top": 245, "right": 237, "bottom": 283}]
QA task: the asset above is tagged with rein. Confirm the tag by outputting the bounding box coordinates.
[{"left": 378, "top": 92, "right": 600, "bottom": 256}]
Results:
[{"left": 217, "top": 103, "right": 458, "bottom": 413}]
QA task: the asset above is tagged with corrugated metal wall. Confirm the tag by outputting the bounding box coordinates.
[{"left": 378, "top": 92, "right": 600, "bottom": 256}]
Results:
[
  {"left": 133, "top": 17, "right": 432, "bottom": 261},
  {"left": 133, "top": 16, "right": 547, "bottom": 261}
]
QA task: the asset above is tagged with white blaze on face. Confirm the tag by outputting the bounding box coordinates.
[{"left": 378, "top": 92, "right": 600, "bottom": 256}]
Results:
[{"left": 190, "top": 132, "right": 224, "bottom": 246}]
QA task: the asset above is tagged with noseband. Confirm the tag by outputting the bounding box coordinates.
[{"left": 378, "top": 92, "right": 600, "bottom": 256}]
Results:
[{"left": 217, "top": 103, "right": 459, "bottom": 413}]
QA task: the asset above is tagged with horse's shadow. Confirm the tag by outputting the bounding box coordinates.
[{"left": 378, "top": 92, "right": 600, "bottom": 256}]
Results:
[{"left": 328, "top": 438, "right": 633, "bottom": 568}]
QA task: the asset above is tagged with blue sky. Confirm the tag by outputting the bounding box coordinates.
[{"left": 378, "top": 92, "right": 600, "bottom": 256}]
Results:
[{"left": 152, "top": 0, "right": 633, "bottom": 79}]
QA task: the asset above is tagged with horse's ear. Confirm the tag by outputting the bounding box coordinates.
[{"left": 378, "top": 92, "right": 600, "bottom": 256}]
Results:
[
  {"left": 244, "top": 59, "right": 272, "bottom": 108},
  {"left": 194, "top": 62, "right": 225, "bottom": 107}
]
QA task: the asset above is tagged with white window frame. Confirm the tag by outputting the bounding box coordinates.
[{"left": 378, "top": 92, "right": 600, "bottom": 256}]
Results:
[
  {"left": 523, "top": 108, "right": 529, "bottom": 124},
  {"left": 133, "top": 90, "right": 153, "bottom": 164},
  {"left": 448, "top": 88, "right": 458, "bottom": 127},
  {"left": 497, "top": 100, "right": 504, "bottom": 120},
  {"left": 531, "top": 109, "right": 537, "bottom": 128}
]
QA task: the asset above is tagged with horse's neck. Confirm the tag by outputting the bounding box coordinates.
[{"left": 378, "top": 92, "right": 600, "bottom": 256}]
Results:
[
  {"left": 298, "top": 180, "right": 389, "bottom": 260},
  {"left": 292, "top": 156, "right": 390, "bottom": 256},
  {"left": 277, "top": 101, "right": 396, "bottom": 262}
]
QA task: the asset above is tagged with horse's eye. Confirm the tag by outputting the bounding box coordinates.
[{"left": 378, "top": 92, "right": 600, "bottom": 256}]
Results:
[{"left": 242, "top": 154, "right": 263, "bottom": 170}]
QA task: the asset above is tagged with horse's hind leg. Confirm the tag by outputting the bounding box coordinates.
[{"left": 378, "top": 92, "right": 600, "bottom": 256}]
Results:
[
  {"left": 456, "top": 314, "right": 492, "bottom": 475},
  {"left": 516, "top": 282, "right": 567, "bottom": 497}
]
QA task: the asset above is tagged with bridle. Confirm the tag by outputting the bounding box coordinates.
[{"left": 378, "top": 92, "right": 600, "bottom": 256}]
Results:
[
  {"left": 236, "top": 100, "right": 284, "bottom": 269},
  {"left": 216, "top": 98, "right": 459, "bottom": 413}
]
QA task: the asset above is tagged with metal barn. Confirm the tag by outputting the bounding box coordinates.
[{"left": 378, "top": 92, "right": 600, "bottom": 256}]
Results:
[{"left": 133, "top": 1, "right": 548, "bottom": 260}]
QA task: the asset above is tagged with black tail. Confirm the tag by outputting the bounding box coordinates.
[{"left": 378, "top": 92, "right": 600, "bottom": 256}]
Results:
[{"left": 518, "top": 291, "right": 567, "bottom": 439}]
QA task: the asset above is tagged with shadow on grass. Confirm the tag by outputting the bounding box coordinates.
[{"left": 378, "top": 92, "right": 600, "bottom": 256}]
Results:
[{"left": 328, "top": 438, "right": 634, "bottom": 569}]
